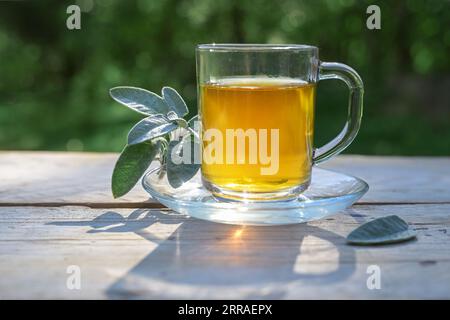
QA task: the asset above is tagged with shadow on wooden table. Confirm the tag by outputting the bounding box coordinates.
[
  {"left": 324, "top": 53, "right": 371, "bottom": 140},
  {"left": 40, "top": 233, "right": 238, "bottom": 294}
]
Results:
[{"left": 49, "top": 208, "right": 357, "bottom": 299}]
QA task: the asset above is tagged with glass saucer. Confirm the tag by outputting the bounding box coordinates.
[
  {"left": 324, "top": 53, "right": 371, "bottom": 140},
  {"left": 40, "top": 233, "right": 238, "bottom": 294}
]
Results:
[{"left": 142, "top": 167, "right": 368, "bottom": 226}]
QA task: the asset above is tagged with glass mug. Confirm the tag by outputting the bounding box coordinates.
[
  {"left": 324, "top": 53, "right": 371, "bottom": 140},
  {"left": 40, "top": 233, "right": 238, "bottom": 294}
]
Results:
[{"left": 196, "top": 44, "right": 363, "bottom": 201}]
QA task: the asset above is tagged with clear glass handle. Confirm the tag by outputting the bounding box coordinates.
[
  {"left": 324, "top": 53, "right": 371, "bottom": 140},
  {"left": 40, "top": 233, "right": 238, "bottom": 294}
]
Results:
[{"left": 313, "top": 61, "right": 364, "bottom": 164}]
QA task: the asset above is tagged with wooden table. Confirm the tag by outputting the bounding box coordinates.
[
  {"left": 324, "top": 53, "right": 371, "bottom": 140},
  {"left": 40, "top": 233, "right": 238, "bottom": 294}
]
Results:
[{"left": 1, "top": 151, "right": 449, "bottom": 299}]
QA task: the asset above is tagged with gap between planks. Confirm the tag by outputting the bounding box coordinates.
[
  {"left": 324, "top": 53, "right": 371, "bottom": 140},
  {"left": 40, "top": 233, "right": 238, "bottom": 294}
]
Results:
[{"left": 0, "top": 201, "right": 450, "bottom": 209}]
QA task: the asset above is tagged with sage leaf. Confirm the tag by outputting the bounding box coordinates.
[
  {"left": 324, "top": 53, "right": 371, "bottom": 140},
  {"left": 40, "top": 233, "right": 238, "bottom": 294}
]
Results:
[
  {"left": 347, "top": 215, "right": 417, "bottom": 245},
  {"left": 186, "top": 115, "right": 200, "bottom": 139},
  {"left": 166, "top": 134, "right": 200, "bottom": 188},
  {"left": 112, "top": 141, "right": 159, "bottom": 198},
  {"left": 127, "top": 115, "right": 178, "bottom": 146},
  {"left": 188, "top": 115, "right": 198, "bottom": 129},
  {"left": 162, "top": 86, "right": 189, "bottom": 117},
  {"left": 166, "top": 111, "right": 178, "bottom": 120},
  {"left": 110, "top": 86, "right": 170, "bottom": 115},
  {"left": 174, "top": 118, "right": 188, "bottom": 128}
]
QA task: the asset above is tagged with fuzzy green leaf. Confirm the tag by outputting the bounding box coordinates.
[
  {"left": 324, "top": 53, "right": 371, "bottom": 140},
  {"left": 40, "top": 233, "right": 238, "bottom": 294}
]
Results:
[
  {"left": 112, "top": 141, "right": 159, "bottom": 198},
  {"left": 127, "top": 115, "right": 178, "bottom": 146},
  {"left": 166, "top": 111, "right": 178, "bottom": 120},
  {"left": 162, "top": 86, "right": 189, "bottom": 117},
  {"left": 347, "top": 215, "right": 417, "bottom": 245},
  {"left": 188, "top": 115, "right": 199, "bottom": 129},
  {"left": 166, "top": 134, "right": 200, "bottom": 188},
  {"left": 110, "top": 86, "right": 170, "bottom": 115}
]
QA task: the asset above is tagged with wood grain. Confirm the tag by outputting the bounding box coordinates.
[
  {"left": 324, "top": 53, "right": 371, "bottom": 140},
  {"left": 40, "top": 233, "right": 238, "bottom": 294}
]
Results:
[
  {"left": 1, "top": 152, "right": 449, "bottom": 205},
  {"left": 1, "top": 205, "right": 449, "bottom": 299},
  {"left": 0, "top": 151, "right": 158, "bottom": 206},
  {"left": 1, "top": 152, "right": 449, "bottom": 299},
  {"left": 320, "top": 155, "right": 450, "bottom": 204}
]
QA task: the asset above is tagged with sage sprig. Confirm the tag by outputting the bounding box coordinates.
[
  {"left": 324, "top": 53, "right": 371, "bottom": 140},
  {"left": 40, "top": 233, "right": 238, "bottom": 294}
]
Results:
[{"left": 110, "top": 86, "right": 200, "bottom": 198}]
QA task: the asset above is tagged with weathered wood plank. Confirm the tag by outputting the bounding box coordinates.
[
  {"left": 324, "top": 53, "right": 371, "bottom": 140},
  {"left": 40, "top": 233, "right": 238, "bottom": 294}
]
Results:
[
  {"left": 0, "top": 151, "right": 159, "bottom": 206},
  {"left": 1, "top": 205, "right": 449, "bottom": 299},
  {"left": 320, "top": 155, "right": 450, "bottom": 204},
  {"left": 0, "top": 152, "right": 449, "bottom": 205}
]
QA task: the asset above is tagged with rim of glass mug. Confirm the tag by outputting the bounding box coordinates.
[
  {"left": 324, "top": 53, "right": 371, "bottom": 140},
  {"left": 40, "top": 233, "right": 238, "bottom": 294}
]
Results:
[{"left": 196, "top": 43, "right": 318, "bottom": 52}]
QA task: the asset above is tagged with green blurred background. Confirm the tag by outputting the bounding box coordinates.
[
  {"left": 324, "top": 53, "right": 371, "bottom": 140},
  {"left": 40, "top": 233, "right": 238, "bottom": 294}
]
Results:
[{"left": 0, "top": 0, "right": 449, "bottom": 155}]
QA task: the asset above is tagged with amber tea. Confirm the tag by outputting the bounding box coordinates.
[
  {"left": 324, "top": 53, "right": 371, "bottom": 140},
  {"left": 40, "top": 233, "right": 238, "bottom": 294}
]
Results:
[{"left": 200, "top": 77, "right": 316, "bottom": 195}]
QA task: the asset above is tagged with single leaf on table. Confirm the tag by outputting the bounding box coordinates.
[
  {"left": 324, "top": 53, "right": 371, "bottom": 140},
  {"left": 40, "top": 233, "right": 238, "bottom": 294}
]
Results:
[
  {"left": 110, "top": 86, "right": 170, "bottom": 115},
  {"left": 112, "top": 141, "right": 159, "bottom": 198},
  {"left": 162, "top": 86, "right": 189, "bottom": 117},
  {"left": 347, "top": 215, "right": 417, "bottom": 245},
  {"left": 166, "top": 135, "right": 200, "bottom": 188},
  {"left": 127, "top": 115, "right": 178, "bottom": 145}
]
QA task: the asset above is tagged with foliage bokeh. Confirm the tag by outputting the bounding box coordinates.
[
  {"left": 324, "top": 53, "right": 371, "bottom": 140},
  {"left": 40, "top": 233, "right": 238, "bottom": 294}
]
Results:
[{"left": 0, "top": 0, "right": 449, "bottom": 154}]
